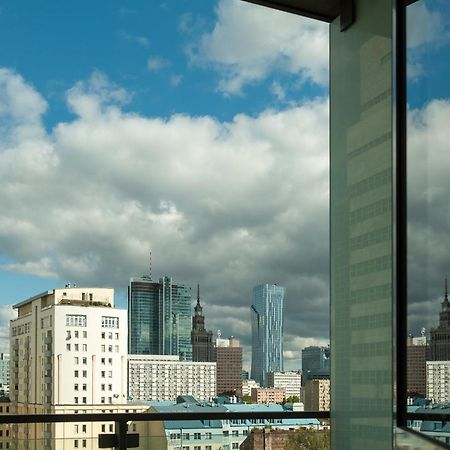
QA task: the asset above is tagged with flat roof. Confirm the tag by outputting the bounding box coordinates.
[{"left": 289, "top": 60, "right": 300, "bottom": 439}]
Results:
[{"left": 13, "top": 290, "right": 53, "bottom": 309}]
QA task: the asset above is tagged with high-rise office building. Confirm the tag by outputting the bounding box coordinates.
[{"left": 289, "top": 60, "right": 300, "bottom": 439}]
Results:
[
  {"left": 430, "top": 278, "right": 450, "bottom": 361},
  {"left": 191, "top": 284, "right": 213, "bottom": 362},
  {"left": 215, "top": 336, "right": 243, "bottom": 396},
  {"left": 251, "top": 284, "right": 285, "bottom": 386},
  {"left": 301, "top": 346, "right": 331, "bottom": 385},
  {"left": 128, "top": 276, "right": 192, "bottom": 360}
]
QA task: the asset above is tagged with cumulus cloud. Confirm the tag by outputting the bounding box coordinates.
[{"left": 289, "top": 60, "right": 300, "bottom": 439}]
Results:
[
  {"left": 408, "top": 99, "right": 450, "bottom": 335},
  {"left": 191, "top": 0, "right": 328, "bottom": 95},
  {"left": 147, "top": 57, "right": 169, "bottom": 72},
  {"left": 0, "top": 68, "right": 329, "bottom": 369}
]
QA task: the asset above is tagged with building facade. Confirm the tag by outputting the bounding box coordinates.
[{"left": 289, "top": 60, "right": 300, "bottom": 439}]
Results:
[
  {"left": 430, "top": 279, "right": 450, "bottom": 361},
  {"left": 250, "top": 284, "right": 284, "bottom": 386},
  {"left": 0, "top": 353, "right": 9, "bottom": 397},
  {"left": 128, "top": 276, "right": 192, "bottom": 360},
  {"left": 304, "top": 378, "right": 331, "bottom": 412},
  {"left": 215, "top": 336, "right": 243, "bottom": 396},
  {"left": 267, "top": 371, "right": 302, "bottom": 399},
  {"left": 10, "top": 286, "right": 128, "bottom": 448},
  {"left": 191, "top": 284, "right": 213, "bottom": 362},
  {"left": 251, "top": 387, "right": 285, "bottom": 404},
  {"left": 426, "top": 361, "right": 450, "bottom": 404},
  {"left": 301, "top": 346, "right": 330, "bottom": 385},
  {"left": 127, "top": 354, "right": 216, "bottom": 401},
  {"left": 407, "top": 335, "right": 427, "bottom": 397}
]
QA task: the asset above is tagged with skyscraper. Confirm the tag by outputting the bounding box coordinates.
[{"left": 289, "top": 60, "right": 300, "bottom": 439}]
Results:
[
  {"left": 251, "top": 283, "right": 285, "bottom": 386},
  {"left": 430, "top": 278, "right": 450, "bottom": 361},
  {"left": 301, "top": 346, "right": 331, "bottom": 385},
  {"left": 191, "top": 284, "right": 213, "bottom": 362},
  {"left": 215, "top": 336, "right": 243, "bottom": 396},
  {"left": 128, "top": 276, "right": 192, "bottom": 360}
]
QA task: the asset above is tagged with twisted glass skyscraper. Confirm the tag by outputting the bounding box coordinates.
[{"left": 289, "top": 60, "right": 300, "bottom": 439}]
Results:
[{"left": 251, "top": 283, "right": 285, "bottom": 386}]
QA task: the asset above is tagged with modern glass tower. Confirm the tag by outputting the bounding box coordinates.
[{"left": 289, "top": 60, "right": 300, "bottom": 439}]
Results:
[
  {"left": 251, "top": 283, "right": 285, "bottom": 386},
  {"left": 128, "top": 276, "right": 193, "bottom": 360}
]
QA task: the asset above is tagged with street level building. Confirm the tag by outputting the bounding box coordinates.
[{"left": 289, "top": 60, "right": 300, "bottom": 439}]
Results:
[
  {"left": 304, "top": 379, "right": 331, "bottom": 412},
  {"left": 251, "top": 284, "right": 285, "bottom": 386},
  {"left": 128, "top": 354, "right": 216, "bottom": 401},
  {"left": 267, "top": 371, "right": 302, "bottom": 399},
  {"left": 191, "top": 284, "right": 213, "bottom": 362},
  {"left": 128, "top": 276, "right": 192, "bottom": 360},
  {"left": 215, "top": 336, "right": 243, "bottom": 396}
]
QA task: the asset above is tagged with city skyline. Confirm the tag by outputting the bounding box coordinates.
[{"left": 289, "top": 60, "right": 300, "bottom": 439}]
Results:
[{"left": 0, "top": 0, "right": 448, "bottom": 371}]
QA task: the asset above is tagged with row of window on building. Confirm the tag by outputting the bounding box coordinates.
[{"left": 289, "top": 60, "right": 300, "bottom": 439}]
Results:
[{"left": 65, "top": 315, "right": 119, "bottom": 328}]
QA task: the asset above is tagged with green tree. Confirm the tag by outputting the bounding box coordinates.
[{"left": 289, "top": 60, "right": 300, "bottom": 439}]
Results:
[
  {"left": 284, "top": 395, "right": 300, "bottom": 403},
  {"left": 284, "top": 429, "right": 330, "bottom": 450},
  {"left": 242, "top": 395, "right": 252, "bottom": 403}
]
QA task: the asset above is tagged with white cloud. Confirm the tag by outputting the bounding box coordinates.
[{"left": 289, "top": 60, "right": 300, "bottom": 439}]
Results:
[
  {"left": 170, "top": 74, "right": 183, "bottom": 87},
  {"left": 0, "top": 305, "right": 16, "bottom": 353},
  {"left": 120, "top": 32, "right": 150, "bottom": 48},
  {"left": 0, "top": 68, "right": 330, "bottom": 353},
  {"left": 147, "top": 57, "right": 169, "bottom": 72},
  {"left": 192, "top": 0, "right": 328, "bottom": 95}
]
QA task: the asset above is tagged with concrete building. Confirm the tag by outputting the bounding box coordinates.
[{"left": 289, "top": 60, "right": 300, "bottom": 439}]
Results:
[
  {"left": 242, "top": 379, "right": 260, "bottom": 397},
  {"left": 148, "top": 396, "right": 321, "bottom": 450},
  {"left": 267, "top": 371, "right": 302, "bottom": 399},
  {"left": 191, "top": 284, "right": 213, "bottom": 362},
  {"left": 127, "top": 354, "right": 216, "bottom": 401},
  {"left": 251, "top": 387, "right": 285, "bottom": 404},
  {"left": 426, "top": 361, "right": 450, "bottom": 404},
  {"left": 251, "top": 284, "right": 285, "bottom": 386},
  {"left": 304, "top": 379, "right": 331, "bottom": 412},
  {"left": 128, "top": 276, "right": 192, "bottom": 360},
  {"left": 215, "top": 336, "right": 243, "bottom": 396},
  {"left": 407, "top": 335, "right": 427, "bottom": 397},
  {"left": 0, "top": 353, "right": 9, "bottom": 397},
  {"left": 10, "top": 286, "right": 128, "bottom": 448}
]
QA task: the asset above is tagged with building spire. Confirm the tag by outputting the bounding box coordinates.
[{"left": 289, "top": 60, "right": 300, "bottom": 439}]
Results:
[
  {"left": 445, "top": 276, "right": 449, "bottom": 302},
  {"left": 197, "top": 283, "right": 201, "bottom": 306},
  {"left": 149, "top": 250, "right": 152, "bottom": 280}
]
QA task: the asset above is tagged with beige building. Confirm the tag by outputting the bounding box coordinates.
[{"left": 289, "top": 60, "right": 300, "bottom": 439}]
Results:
[
  {"left": 426, "top": 361, "right": 450, "bottom": 404},
  {"left": 304, "top": 379, "right": 330, "bottom": 411},
  {"left": 251, "top": 387, "right": 285, "bottom": 404},
  {"left": 9, "top": 286, "right": 139, "bottom": 449},
  {"left": 267, "top": 371, "right": 301, "bottom": 399}
]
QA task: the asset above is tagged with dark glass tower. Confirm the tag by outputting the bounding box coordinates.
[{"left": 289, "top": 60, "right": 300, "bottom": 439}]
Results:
[
  {"left": 191, "top": 284, "right": 213, "bottom": 362},
  {"left": 128, "top": 276, "right": 192, "bottom": 360},
  {"left": 430, "top": 278, "right": 450, "bottom": 361}
]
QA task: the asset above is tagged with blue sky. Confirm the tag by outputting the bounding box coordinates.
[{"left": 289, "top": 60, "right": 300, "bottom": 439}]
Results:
[{"left": 0, "top": 0, "right": 449, "bottom": 367}]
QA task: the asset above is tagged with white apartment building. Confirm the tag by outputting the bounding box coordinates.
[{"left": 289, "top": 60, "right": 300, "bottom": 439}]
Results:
[
  {"left": 266, "top": 371, "right": 302, "bottom": 399},
  {"left": 128, "top": 354, "right": 216, "bottom": 401},
  {"left": 242, "top": 379, "right": 260, "bottom": 397},
  {"left": 0, "top": 353, "right": 9, "bottom": 396},
  {"left": 426, "top": 361, "right": 450, "bottom": 404},
  {"left": 10, "top": 286, "right": 129, "bottom": 449}
]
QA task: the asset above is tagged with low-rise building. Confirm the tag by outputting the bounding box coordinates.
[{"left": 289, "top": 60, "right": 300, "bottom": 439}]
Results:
[
  {"left": 128, "top": 354, "right": 216, "bottom": 401},
  {"left": 251, "top": 387, "right": 285, "bottom": 404},
  {"left": 242, "top": 379, "right": 260, "bottom": 397},
  {"left": 267, "top": 371, "right": 301, "bottom": 399}
]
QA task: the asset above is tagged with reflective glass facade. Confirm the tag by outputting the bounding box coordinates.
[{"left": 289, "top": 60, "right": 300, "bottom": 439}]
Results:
[
  {"left": 251, "top": 284, "right": 285, "bottom": 386},
  {"left": 330, "top": 1, "right": 394, "bottom": 448},
  {"left": 128, "top": 276, "right": 192, "bottom": 360}
]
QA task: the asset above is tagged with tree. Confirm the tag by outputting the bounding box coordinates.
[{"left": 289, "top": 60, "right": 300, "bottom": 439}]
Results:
[
  {"left": 284, "top": 429, "right": 330, "bottom": 450},
  {"left": 242, "top": 395, "right": 252, "bottom": 403},
  {"left": 284, "top": 395, "right": 300, "bottom": 403}
]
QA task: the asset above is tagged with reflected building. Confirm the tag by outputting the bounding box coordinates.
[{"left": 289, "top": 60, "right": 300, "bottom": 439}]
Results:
[
  {"left": 191, "top": 284, "right": 213, "bottom": 362},
  {"left": 301, "top": 346, "right": 331, "bottom": 385},
  {"left": 407, "top": 333, "right": 427, "bottom": 397},
  {"left": 128, "top": 276, "right": 192, "bottom": 360},
  {"left": 251, "top": 284, "right": 285, "bottom": 386},
  {"left": 430, "top": 278, "right": 450, "bottom": 361}
]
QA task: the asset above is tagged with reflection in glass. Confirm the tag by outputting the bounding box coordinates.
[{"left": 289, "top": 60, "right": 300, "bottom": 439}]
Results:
[{"left": 407, "top": 0, "right": 450, "bottom": 444}]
